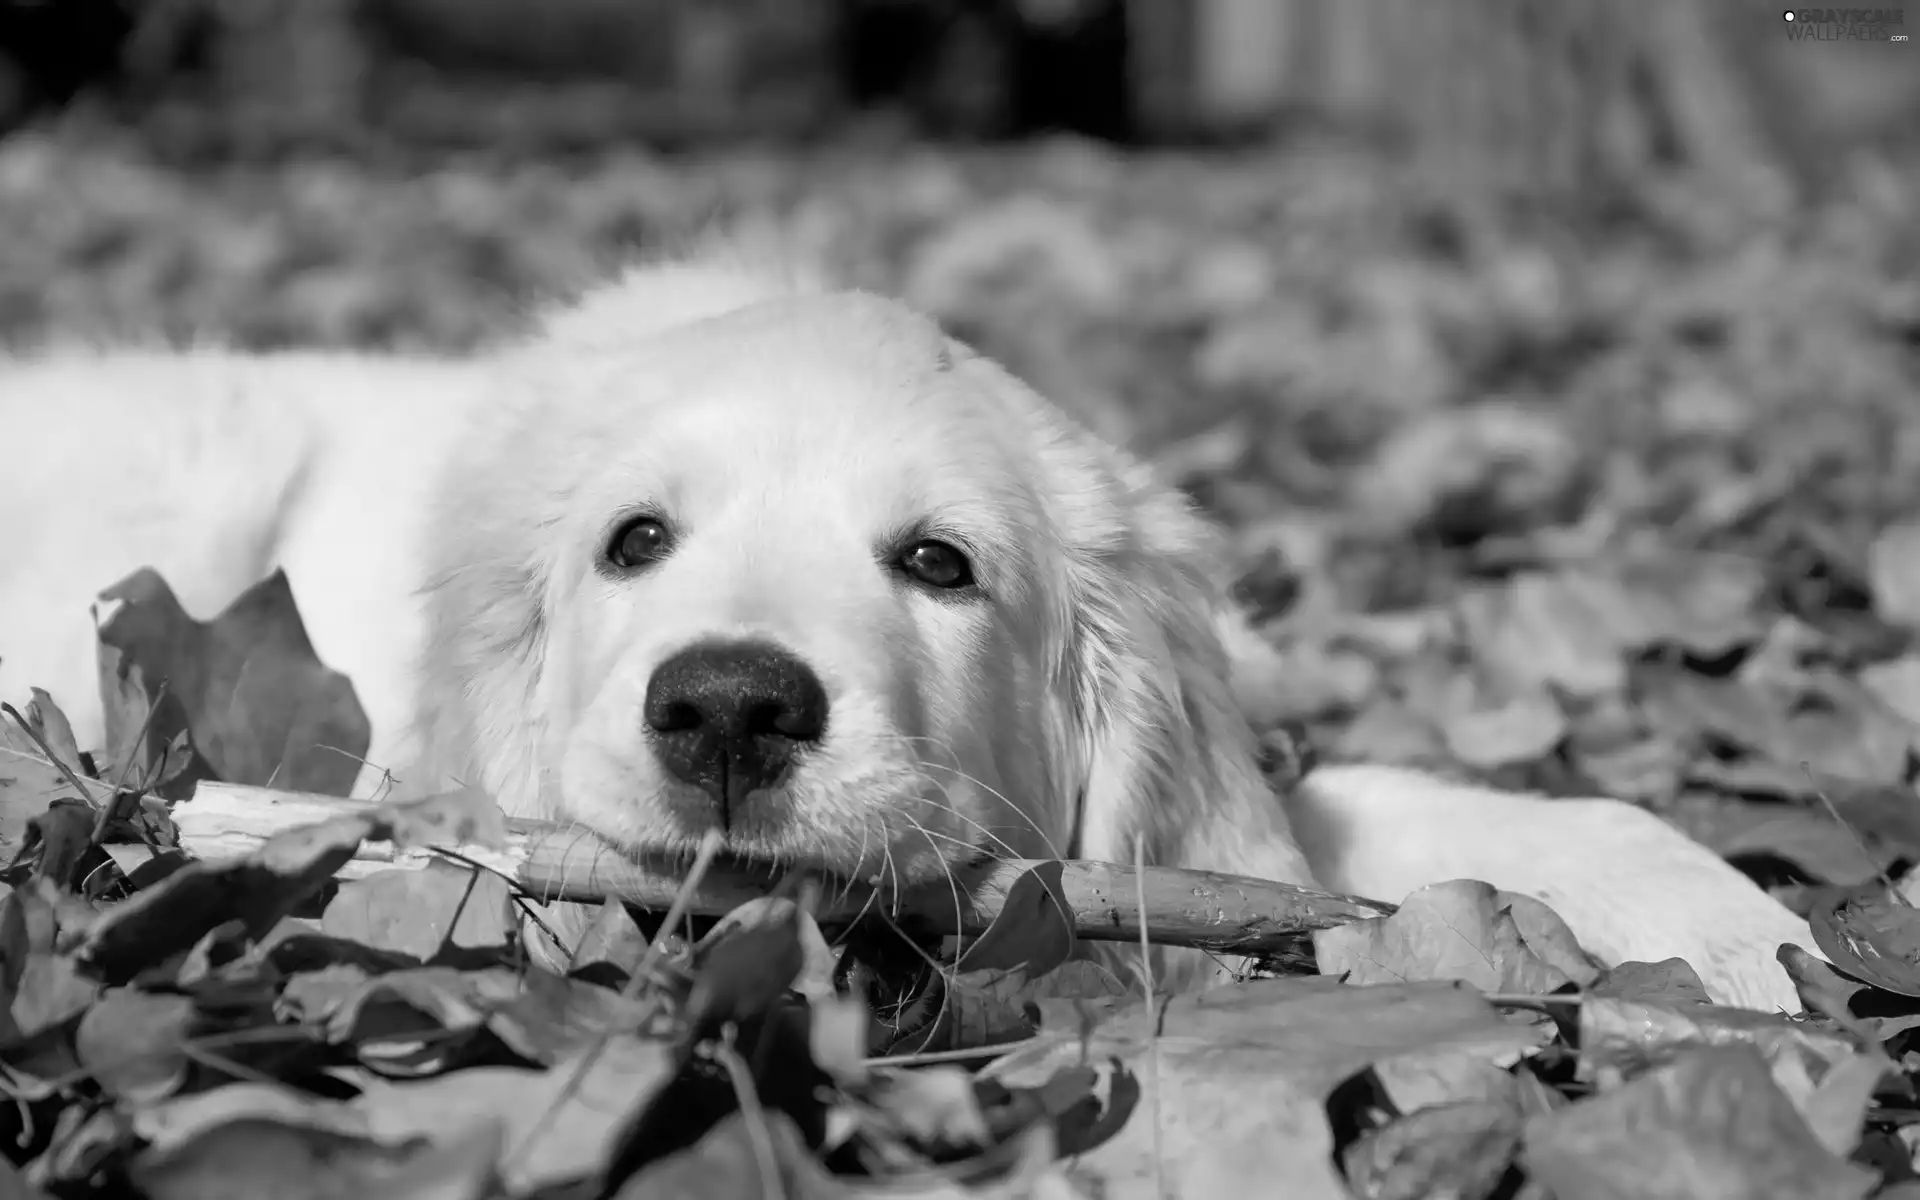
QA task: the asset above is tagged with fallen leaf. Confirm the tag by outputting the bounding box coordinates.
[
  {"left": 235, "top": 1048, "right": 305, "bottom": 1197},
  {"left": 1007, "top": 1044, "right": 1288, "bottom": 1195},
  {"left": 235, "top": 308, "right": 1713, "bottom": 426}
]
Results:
[
  {"left": 1369, "top": 1050, "right": 1533, "bottom": 1117},
  {"left": 317, "top": 966, "right": 524, "bottom": 1057},
  {"left": 131, "top": 1111, "right": 501, "bottom": 1200},
  {"left": 953, "top": 859, "right": 1075, "bottom": 975},
  {"left": 1634, "top": 554, "right": 1772, "bottom": 659},
  {"left": 95, "top": 568, "right": 371, "bottom": 798},
  {"left": 1523, "top": 1044, "right": 1878, "bottom": 1200},
  {"left": 1591, "top": 958, "right": 1712, "bottom": 1006},
  {"left": 1860, "top": 655, "right": 1920, "bottom": 727},
  {"left": 983, "top": 976, "right": 1544, "bottom": 1199},
  {"left": 21, "top": 689, "right": 85, "bottom": 777},
  {"left": 1360, "top": 403, "right": 1587, "bottom": 545},
  {"left": 1438, "top": 689, "right": 1569, "bottom": 772},
  {"left": 1652, "top": 672, "right": 1911, "bottom": 788},
  {"left": 1316, "top": 879, "right": 1598, "bottom": 995},
  {"left": 685, "top": 895, "right": 809, "bottom": 1042},
  {"left": 1699, "top": 806, "right": 1889, "bottom": 887},
  {"left": 1568, "top": 735, "right": 1686, "bottom": 804},
  {"left": 290, "top": 961, "right": 652, "bottom": 1071},
  {"left": 1809, "top": 881, "right": 1920, "bottom": 998},
  {"left": 25, "top": 798, "right": 100, "bottom": 890},
  {"left": 1576, "top": 994, "right": 1854, "bottom": 1089},
  {"left": 75, "top": 987, "right": 196, "bottom": 1103},
  {"left": 0, "top": 705, "right": 104, "bottom": 858},
  {"left": 615, "top": 1103, "right": 1066, "bottom": 1199},
  {"left": 1779, "top": 943, "right": 1920, "bottom": 1043},
  {"left": 1340, "top": 1098, "right": 1521, "bottom": 1200},
  {"left": 0, "top": 880, "right": 100, "bottom": 1042},
  {"left": 1334, "top": 696, "right": 1450, "bottom": 767},
  {"left": 1793, "top": 1050, "right": 1891, "bottom": 1159},
  {"left": 859, "top": 1066, "right": 993, "bottom": 1155},
  {"left": 321, "top": 863, "right": 516, "bottom": 961},
  {"left": 912, "top": 959, "right": 1132, "bottom": 1056},
  {"left": 568, "top": 897, "right": 651, "bottom": 977},
  {"left": 1455, "top": 573, "right": 1627, "bottom": 700},
  {"left": 480, "top": 966, "right": 657, "bottom": 1065},
  {"left": 76, "top": 787, "right": 505, "bottom": 983},
  {"left": 0, "top": 1155, "right": 53, "bottom": 1200},
  {"left": 134, "top": 1081, "right": 375, "bottom": 1151},
  {"left": 139, "top": 1033, "right": 675, "bottom": 1195},
  {"left": 808, "top": 995, "right": 872, "bottom": 1085},
  {"left": 1868, "top": 520, "right": 1920, "bottom": 630},
  {"left": 611, "top": 1109, "right": 836, "bottom": 1200}
]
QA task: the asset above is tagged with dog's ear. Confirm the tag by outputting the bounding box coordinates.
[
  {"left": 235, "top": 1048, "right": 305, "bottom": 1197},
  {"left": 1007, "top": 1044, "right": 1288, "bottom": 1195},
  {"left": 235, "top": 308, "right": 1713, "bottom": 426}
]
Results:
[
  {"left": 1061, "top": 462, "right": 1320, "bottom": 890},
  {"left": 957, "top": 356, "right": 1318, "bottom": 889},
  {"left": 409, "top": 367, "right": 575, "bottom": 809}
]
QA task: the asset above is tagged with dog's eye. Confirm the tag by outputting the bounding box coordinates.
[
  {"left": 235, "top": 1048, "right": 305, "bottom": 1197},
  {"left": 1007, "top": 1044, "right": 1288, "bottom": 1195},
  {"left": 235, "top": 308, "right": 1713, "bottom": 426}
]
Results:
[
  {"left": 606, "top": 516, "right": 673, "bottom": 569},
  {"left": 899, "top": 540, "right": 974, "bottom": 589}
]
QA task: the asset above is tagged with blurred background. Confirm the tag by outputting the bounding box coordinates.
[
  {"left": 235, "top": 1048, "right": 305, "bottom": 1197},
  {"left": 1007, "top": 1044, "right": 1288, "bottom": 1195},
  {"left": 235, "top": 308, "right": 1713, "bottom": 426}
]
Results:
[{"left": 4, "top": 0, "right": 1920, "bottom": 858}]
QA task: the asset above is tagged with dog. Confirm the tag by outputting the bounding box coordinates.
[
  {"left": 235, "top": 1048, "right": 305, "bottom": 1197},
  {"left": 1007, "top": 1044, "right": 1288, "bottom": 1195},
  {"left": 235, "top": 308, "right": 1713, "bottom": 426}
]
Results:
[{"left": 0, "top": 257, "right": 1817, "bottom": 1010}]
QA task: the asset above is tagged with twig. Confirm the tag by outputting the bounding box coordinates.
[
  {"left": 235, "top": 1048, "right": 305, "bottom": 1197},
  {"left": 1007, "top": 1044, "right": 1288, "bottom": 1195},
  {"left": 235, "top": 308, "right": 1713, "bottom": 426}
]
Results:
[
  {"left": 173, "top": 782, "right": 1397, "bottom": 957},
  {"left": 1801, "top": 761, "right": 1910, "bottom": 907},
  {"left": 505, "top": 828, "right": 725, "bottom": 1176},
  {"left": 420, "top": 843, "right": 572, "bottom": 951},
  {"left": 1, "top": 703, "right": 105, "bottom": 810},
  {"left": 863, "top": 1039, "right": 1039, "bottom": 1069},
  {"left": 1133, "top": 832, "right": 1165, "bottom": 1200},
  {"left": 92, "top": 676, "right": 175, "bottom": 850},
  {"left": 1481, "top": 992, "right": 1582, "bottom": 1011},
  {"left": 713, "top": 1037, "right": 786, "bottom": 1200},
  {"left": 109, "top": 679, "right": 170, "bottom": 799}
]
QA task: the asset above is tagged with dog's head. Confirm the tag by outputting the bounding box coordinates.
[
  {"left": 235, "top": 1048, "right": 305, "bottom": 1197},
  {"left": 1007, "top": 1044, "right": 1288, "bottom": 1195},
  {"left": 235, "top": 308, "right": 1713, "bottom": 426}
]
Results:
[{"left": 417, "top": 267, "right": 1312, "bottom": 895}]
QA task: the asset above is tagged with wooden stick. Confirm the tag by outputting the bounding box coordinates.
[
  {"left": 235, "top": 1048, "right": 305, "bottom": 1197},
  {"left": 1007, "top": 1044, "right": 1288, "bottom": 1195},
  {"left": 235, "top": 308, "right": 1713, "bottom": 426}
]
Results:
[{"left": 172, "top": 782, "right": 1394, "bottom": 955}]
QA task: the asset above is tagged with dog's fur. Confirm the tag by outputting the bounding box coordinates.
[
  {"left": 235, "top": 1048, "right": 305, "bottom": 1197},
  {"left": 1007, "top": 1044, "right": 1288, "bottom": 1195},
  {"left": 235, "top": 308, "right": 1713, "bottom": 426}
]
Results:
[{"left": 0, "top": 259, "right": 1816, "bottom": 1010}]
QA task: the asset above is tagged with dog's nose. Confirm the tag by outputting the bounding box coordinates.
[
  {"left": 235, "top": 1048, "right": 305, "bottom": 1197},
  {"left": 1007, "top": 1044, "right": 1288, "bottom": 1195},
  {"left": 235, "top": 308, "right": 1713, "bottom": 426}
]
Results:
[{"left": 644, "top": 640, "right": 829, "bottom": 814}]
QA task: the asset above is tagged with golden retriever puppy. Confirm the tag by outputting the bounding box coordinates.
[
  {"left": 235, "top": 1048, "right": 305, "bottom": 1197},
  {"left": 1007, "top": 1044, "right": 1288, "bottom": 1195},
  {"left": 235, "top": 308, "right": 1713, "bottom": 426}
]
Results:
[{"left": 0, "top": 259, "right": 1814, "bottom": 1010}]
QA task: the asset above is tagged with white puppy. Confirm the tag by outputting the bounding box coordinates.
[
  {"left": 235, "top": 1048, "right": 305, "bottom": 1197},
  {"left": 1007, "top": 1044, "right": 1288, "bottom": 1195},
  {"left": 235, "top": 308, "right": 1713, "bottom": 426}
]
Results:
[{"left": 0, "top": 259, "right": 1815, "bottom": 1009}]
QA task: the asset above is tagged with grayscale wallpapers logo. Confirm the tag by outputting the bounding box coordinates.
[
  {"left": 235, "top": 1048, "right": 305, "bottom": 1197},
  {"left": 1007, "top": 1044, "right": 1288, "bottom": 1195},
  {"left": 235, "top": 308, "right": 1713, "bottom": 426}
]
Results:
[{"left": 1782, "top": 8, "right": 1909, "bottom": 39}]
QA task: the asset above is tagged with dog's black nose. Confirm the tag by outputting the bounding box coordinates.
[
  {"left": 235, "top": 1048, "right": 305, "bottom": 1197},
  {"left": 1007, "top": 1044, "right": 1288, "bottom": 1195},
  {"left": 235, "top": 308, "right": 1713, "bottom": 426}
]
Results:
[{"left": 644, "top": 640, "right": 829, "bottom": 816}]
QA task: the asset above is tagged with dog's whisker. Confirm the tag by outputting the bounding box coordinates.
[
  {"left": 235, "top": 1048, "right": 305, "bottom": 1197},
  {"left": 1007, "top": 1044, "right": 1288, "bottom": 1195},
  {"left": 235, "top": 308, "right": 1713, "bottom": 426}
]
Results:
[
  {"left": 897, "top": 794, "right": 1027, "bottom": 865},
  {"left": 895, "top": 823, "right": 992, "bottom": 858},
  {"left": 828, "top": 822, "right": 886, "bottom": 945},
  {"left": 879, "top": 731, "right": 1066, "bottom": 863},
  {"left": 842, "top": 817, "right": 875, "bottom": 909},
  {"left": 893, "top": 735, "right": 1068, "bottom": 863},
  {"left": 896, "top": 809, "right": 968, "bottom": 1051},
  {"left": 879, "top": 842, "right": 900, "bottom": 916},
  {"left": 907, "top": 771, "right": 1060, "bottom": 863}
]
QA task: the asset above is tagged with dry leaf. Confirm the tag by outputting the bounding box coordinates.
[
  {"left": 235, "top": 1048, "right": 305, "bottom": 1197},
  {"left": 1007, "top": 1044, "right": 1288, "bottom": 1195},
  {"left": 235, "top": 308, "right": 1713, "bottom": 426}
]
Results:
[
  {"left": 1341, "top": 1098, "right": 1522, "bottom": 1200},
  {"left": 1868, "top": 520, "right": 1920, "bottom": 629},
  {"left": 1523, "top": 1045, "right": 1877, "bottom": 1200},
  {"left": 983, "top": 977, "right": 1544, "bottom": 1199},
  {"left": 95, "top": 568, "right": 371, "bottom": 798},
  {"left": 1809, "top": 881, "right": 1920, "bottom": 997},
  {"left": 1316, "top": 879, "right": 1598, "bottom": 995},
  {"left": 953, "top": 859, "right": 1076, "bottom": 975},
  {"left": 321, "top": 863, "right": 516, "bottom": 961},
  {"left": 1591, "top": 958, "right": 1712, "bottom": 1006},
  {"left": 77, "top": 787, "right": 505, "bottom": 983},
  {"left": 74, "top": 987, "right": 196, "bottom": 1103}
]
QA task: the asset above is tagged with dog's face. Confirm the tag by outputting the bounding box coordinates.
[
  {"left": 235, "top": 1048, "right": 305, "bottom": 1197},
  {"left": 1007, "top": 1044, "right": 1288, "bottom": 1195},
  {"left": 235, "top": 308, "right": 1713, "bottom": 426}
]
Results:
[
  {"left": 537, "top": 297, "right": 1080, "bottom": 886},
  {"left": 420, "top": 282, "right": 1314, "bottom": 897}
]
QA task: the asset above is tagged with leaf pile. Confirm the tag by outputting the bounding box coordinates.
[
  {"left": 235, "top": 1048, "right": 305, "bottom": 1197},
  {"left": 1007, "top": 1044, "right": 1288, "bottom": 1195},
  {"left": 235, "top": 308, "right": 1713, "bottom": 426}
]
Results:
[
  {"left": 5, "top": 582, "right": 1920, "bottom": 1197},
  {"left": 12, "top": 666, "right": 1920, "bottom": 1200}
]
